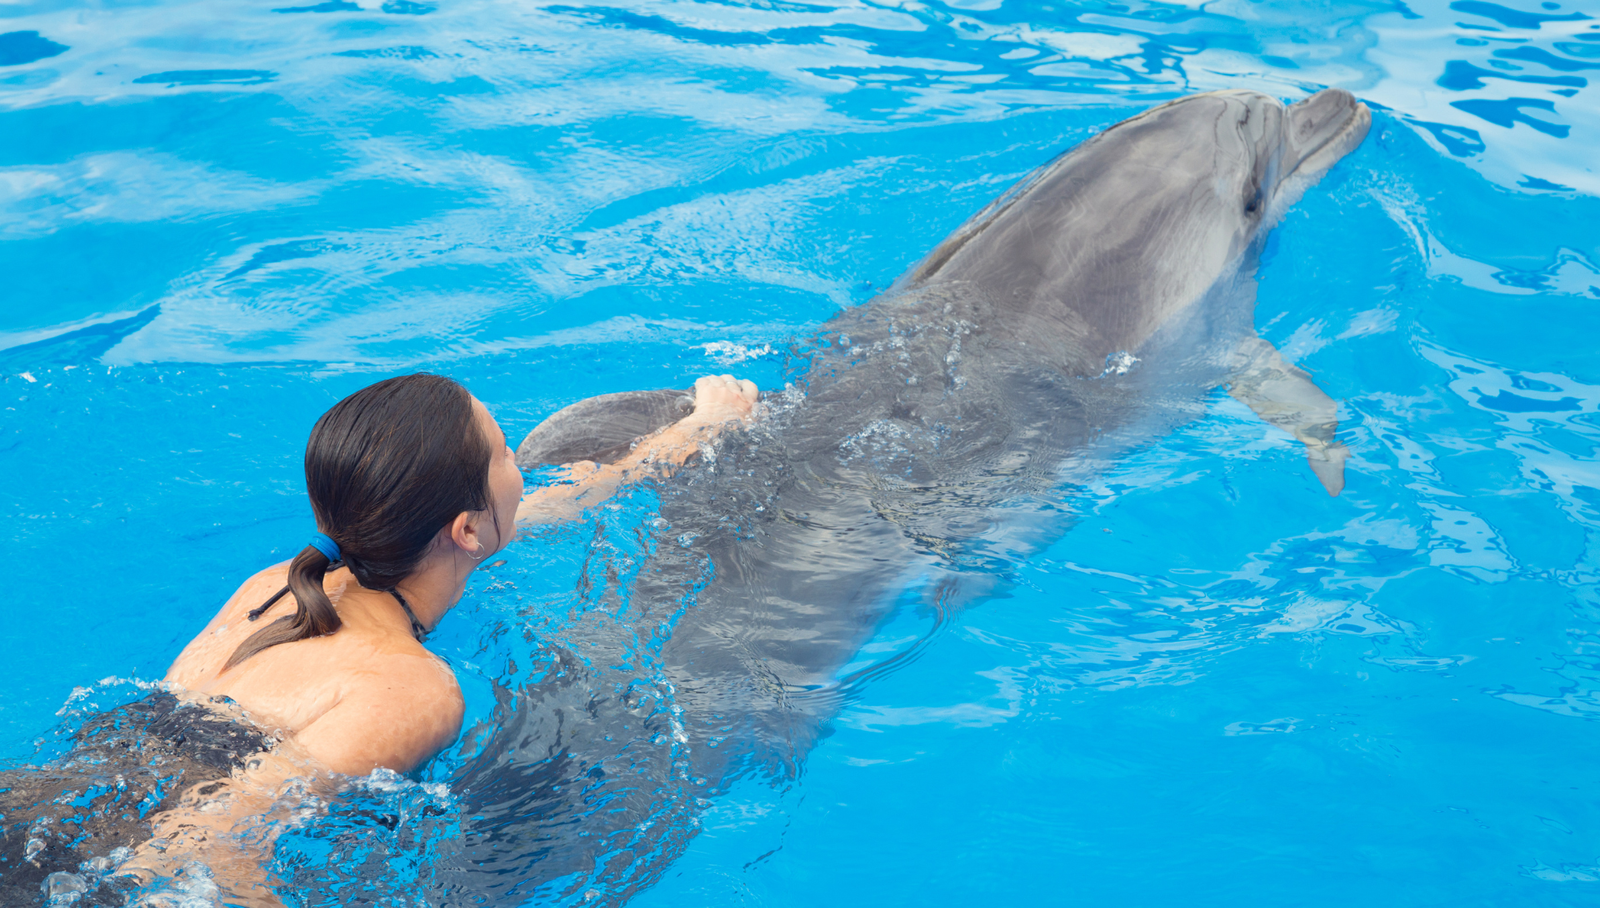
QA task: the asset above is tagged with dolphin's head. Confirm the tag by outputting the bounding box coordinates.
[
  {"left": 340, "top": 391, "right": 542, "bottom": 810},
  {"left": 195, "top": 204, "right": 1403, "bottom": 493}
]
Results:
[
  {"left": 1211, "top": 88, "right": 1371, "bottom": 243},
  {"left": 904, "top": 87, "right": 1370, "bottom": 303},
  {"left": 892, "top": 85, "right": 1371, "bottom": 382},
  {"left": 1114, "top": 87, "right": 1371, "bottom": 274},
  {"left": 1263, "top": 88, "right": 1371, "bottom": 224}
]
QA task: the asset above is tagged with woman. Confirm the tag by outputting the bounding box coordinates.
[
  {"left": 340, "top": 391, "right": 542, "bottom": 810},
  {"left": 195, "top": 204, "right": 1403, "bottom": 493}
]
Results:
[{"left": 0, "top": 372, "right": 757, "bottom": 905}]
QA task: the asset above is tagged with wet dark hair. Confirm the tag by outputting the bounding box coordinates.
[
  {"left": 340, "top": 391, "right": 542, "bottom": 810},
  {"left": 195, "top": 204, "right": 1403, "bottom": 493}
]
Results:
[{"left": 223, "top": 373, "right": 496, "bottom": 670}]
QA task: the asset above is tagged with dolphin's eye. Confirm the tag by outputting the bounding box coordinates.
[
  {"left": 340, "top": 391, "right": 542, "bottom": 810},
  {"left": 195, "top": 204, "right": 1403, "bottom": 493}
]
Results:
[{"left": 1244, "top": 188, "right": 1263, "bottom": 215}]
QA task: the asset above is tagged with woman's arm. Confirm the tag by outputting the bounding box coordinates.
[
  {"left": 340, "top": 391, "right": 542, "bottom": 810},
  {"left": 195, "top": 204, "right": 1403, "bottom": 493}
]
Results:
[
  {"left": 516, "top": 374, "right": 758, "bottom": 524},
  {"left": 114, "top": 746, "right": 320, "bottom": 907}
]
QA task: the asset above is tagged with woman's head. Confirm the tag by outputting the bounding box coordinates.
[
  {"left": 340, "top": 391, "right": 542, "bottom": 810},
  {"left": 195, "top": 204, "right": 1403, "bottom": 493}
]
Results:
[
  {"left": 308, "top": 373, "right": 498, "bottom": 589},
  {"left": 226, "top": 373, "right": 516, "bottom": 669}
]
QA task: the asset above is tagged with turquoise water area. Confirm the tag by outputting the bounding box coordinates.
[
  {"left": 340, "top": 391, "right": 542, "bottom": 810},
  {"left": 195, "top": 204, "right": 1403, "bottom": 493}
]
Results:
[{"left": 3, "top": 0, "right": 1600, "bottom": 903}]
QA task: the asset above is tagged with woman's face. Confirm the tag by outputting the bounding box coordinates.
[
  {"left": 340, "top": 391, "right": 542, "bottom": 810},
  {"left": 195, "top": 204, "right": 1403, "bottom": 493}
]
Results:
[{"left": 471, "top": 395, "right": 523, "bottom": 557}]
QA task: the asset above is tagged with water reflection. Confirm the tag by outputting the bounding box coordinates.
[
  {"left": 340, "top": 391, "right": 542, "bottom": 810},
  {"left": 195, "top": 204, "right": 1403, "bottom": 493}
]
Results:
[
  {"left": 3, "top": 0, "right": 1592, "bottom": 358},
  {"left": 1, "top": 0, "right": 1599, "bottom": 903}
]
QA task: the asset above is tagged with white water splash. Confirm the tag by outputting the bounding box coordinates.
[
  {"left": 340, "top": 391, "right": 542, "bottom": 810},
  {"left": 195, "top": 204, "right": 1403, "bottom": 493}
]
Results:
[
  {"left": 700, "top": 340, "right": 774, "bottom": 365},
  {"left": 1101, "top": 351, "right": 1139, "bottom": 376}
]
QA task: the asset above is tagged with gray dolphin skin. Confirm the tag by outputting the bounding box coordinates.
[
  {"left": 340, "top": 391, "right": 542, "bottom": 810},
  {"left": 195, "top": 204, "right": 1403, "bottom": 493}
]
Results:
[
  {"left": 515, "top": 388, "right": 695, "bottom": 467},
  {"left": 433, "top": 89, "right": 1371, "bottom": 903}
]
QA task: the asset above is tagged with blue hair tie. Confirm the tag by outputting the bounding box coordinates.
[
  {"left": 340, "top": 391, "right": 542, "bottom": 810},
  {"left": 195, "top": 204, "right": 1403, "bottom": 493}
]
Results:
[{"left": 308, "top": 531, "right": 341, "bottom": 563}]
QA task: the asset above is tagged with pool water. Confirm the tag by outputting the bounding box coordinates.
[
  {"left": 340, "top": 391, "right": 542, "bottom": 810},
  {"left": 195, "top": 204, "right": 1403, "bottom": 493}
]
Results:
[{"left": 3, "top": 0, "right": 1600, "bottom": 903}]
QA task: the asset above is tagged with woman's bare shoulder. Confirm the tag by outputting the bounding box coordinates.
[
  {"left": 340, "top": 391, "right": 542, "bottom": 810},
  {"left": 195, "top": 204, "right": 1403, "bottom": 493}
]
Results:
[
  {"left": 186, "top": 561, "right": 295, "bottom": 627},
  {"left": 230, "top": 561, "right": 293, "bottom": 608},
  {"left": 164, "top": 561, "right": 295, "bottom": 686},
  {"left": 295, "top": 650, "right": 465, "bottom": 775},
  {"left": 373, "top": 649, "right": 465, "bottom": 717}
]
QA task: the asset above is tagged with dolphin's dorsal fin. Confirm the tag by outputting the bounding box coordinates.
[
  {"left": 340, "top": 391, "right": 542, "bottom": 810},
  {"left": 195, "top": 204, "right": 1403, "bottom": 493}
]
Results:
[{"left": 1226, "top": 336, "right": 1348, "bottom": 496}]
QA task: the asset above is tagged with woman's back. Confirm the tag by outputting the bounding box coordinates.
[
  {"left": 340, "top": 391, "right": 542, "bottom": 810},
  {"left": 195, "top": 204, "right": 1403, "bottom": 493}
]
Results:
[{"left": 165, "top": 562, "right": 465, "bottom": 775}]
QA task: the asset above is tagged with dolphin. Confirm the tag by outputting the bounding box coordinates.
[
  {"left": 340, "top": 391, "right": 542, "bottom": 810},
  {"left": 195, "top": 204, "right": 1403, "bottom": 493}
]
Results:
[{"left": 427, "top": 88, "right": 1371, "bottom": 903}]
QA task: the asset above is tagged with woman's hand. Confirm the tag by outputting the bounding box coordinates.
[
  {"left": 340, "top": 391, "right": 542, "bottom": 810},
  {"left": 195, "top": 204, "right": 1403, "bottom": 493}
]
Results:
[
  {"left": 629, "top": 373, "right": 758, "bottom": 462},
  {"left": 679, "top": 373, "right": 759, "bottom": 430}
]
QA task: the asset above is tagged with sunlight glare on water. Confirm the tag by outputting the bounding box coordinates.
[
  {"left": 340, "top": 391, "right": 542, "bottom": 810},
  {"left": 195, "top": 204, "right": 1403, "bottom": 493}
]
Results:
[{"left": 2, "top": 0, "right": 1599, "bottom": 903}]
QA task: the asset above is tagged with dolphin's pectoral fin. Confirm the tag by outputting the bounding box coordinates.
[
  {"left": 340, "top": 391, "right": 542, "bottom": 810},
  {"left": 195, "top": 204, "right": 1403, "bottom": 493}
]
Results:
[
  {"left": 1226, "top": 336, "right": 1348, "bottom": 496},
  {"left": 516, "top": 389, "right": 695, "bottom": 468},
  {"left": 1305, "top": 441, "right": 1348, "bottom": 497}
]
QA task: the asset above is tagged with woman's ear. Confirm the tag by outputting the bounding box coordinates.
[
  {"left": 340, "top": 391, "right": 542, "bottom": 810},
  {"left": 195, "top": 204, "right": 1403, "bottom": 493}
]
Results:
[{"left": 447, "top": 510, "right": 477, "bottom": 555}]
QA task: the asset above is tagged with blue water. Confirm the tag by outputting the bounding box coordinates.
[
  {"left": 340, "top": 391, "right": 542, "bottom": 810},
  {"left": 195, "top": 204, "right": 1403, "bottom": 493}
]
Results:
[{"left": 4, "top": 0, "right": 1600, "bottom": 903}]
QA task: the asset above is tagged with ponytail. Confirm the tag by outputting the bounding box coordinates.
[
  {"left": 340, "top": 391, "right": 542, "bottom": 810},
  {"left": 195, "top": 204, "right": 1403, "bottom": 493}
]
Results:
[{"left": 222, "top": 543, "right": 344, "bottom": 671}]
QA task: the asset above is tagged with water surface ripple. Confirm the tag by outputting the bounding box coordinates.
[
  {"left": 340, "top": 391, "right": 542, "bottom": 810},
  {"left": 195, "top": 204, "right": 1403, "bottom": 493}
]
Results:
[{"left": 2, "top": 0, "right": 1599, "bottom": 904}]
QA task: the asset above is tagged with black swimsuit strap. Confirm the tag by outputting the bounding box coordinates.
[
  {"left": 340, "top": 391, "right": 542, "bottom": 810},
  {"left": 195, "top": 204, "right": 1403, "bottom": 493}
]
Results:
[
  {"left": 245, "top": 586, "right": 290, "bottom": 622},
  {"left": 390, "top": 589, "right": 429, "bottom": 644}
]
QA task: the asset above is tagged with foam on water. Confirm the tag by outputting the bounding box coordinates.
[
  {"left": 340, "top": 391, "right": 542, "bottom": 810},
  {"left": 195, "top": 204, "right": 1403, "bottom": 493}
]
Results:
[{"left": 2, "top": 0, "right": 1599, "bottom": 904}]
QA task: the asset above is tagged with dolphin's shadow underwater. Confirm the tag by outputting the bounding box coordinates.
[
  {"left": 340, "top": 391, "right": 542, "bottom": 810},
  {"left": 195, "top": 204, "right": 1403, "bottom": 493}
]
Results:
[{"left": 426, "top": 88, "right": 1371, "bottom": 904}]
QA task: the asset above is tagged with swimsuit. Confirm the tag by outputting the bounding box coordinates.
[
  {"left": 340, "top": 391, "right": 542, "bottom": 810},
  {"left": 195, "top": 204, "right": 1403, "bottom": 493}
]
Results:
[
  {"left": 0, "top": 691, "right": 276, "bottom": 905},
  {"left": 390, "top": 589, "right": 429, "bottom": 643}
]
